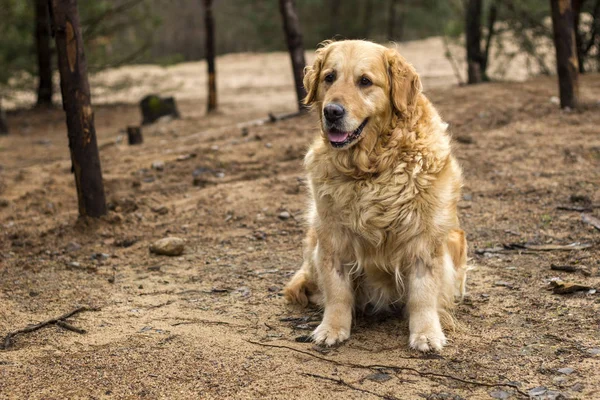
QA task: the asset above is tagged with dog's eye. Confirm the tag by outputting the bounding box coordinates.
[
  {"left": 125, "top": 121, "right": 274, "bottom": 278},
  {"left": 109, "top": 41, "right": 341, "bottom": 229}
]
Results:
[
  {"left": 324, "top": 73, "right": 335, "bottom": 83},
  {"left": 359, "top": 76, "right": 372, "bottom": 87}
]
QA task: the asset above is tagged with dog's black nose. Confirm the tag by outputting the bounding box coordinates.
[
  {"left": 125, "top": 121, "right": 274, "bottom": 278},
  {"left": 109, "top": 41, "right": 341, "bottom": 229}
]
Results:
[{"left": 323, "top": 103, "right": 345, "bottom": 122}]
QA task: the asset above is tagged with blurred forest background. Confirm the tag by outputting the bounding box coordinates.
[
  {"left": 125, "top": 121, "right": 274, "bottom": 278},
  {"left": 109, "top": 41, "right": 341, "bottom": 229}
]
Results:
[{"left": 1, "top": 0, "right": 599, "bottom": 95}]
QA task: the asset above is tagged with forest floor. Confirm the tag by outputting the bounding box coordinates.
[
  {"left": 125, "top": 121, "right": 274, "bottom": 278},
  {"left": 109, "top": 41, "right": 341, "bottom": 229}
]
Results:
[{"left": 1, "top": 51, "right": 600, "bottom": 399}]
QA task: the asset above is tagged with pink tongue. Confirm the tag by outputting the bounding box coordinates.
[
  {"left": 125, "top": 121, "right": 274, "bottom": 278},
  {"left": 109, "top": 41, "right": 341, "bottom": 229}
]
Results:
[{"left": 328, "top": 131, "right": 349, "bottom": 143}]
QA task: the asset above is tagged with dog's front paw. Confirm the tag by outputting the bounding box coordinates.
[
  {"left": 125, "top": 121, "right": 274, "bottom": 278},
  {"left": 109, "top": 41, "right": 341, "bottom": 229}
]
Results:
[
  {"left": 409, "top": 327, "right": 446, "bottom": 352},
  {"left": 311, "top": 323, "right": 350, "bottom": 347}
]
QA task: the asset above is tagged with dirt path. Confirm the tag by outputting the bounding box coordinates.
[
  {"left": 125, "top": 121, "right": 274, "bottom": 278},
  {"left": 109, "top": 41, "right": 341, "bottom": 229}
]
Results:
[{"left": 1, "top": 54, "right": 600, "bottom": 398}]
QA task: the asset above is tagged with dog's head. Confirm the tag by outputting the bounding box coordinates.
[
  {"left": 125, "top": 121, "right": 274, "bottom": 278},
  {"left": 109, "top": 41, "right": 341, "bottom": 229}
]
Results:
[{"left": 304, "top": 40, "right": 422, "bottom": 150}]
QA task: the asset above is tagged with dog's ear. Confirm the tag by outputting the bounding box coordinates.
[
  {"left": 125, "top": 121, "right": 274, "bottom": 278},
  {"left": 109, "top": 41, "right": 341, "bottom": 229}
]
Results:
[
  {"left": 303, "top": 41, "right": 331, "bottom": 106},
  {"left": 385, "top": 48, "right": 422, "bottom": 117}
]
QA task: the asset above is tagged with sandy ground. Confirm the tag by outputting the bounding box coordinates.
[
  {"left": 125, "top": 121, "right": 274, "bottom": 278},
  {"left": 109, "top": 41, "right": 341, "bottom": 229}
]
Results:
[{"left": 1, "top": 49, "right": 600, "bottom": 400}]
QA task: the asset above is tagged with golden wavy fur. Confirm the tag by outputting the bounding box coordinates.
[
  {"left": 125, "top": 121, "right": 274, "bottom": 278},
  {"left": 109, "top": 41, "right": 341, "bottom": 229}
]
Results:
[{"left": 284, "top": 40, "right": 468, "bottom": 352}]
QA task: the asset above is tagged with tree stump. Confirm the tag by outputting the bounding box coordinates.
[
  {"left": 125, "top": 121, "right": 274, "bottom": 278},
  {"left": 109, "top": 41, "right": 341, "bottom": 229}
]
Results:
[
  {"left": 127, "top": 126, "right": 143, "bottom": 145},
  {"left": 140, "top": 95, "right": 180, "bottom": 125}
]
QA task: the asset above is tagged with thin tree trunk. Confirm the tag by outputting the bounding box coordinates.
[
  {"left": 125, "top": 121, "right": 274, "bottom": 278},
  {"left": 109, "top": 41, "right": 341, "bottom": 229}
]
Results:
[
  {"left": 35, "top": 0, "right": 53, "bottom": 106},
  {"left": 482, "top": 3, "right": 498, "bottom": 77},
  {"left": 0, "top": 98, "right": 8, "bottom": 135},
  {"left": 388, "top": 0, "right": 398, "bottom": 40},
  {"left": 50, "top": 0, "right": 107, "bottom": 217},
  {"left": 363, "top": 0, "right": 373, "bottom": 38},
  {"left": 279, "top": 0, "right": 307, "bottom": 111},
  {"left": 550, "top": 0, "right": 579, "bottom": 108},
  {"left": 466, "top": 0, "right": 484, "bottom": 84},
  {"left": 330, "top": 0, "right": 341, "bottom": 38},
  {"left": 573, "top": 0, "right": 585, "bottom": 73},
  {"left": 203, "top": 0, "right": 217, "bottom": 113}
]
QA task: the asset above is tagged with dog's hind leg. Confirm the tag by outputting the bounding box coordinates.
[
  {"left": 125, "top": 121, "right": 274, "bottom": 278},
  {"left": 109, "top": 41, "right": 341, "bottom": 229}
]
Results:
[{"left": 284, "top": 226, "right": 320, "bottom": 307}]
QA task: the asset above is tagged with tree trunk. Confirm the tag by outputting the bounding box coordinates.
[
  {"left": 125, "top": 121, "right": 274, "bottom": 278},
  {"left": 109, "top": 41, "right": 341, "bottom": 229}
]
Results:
[
  {"left": 0, "top": 98, "right": 8, "bottom": 135},
  {"left": 466, "top": 0, "right": 484, "bottom": 84},
  {"left": 388, "top": 0, "right": 398, "bottom": 40},
  {"left": 550, "top": 0, "right": 579, "bottom": 108},
  {"left": 482, "top": 3, "right": 498, "bottom": 77},
  {"left": 330, "top": 0, "right": 342, "bottom": 38},
  {"left": 50, "top": 0, "right": 107, "bottom": 217},
  {"left": 35, "top": 0, "right": 53, "bottom": 107},
  {"left": 279, "top": 0, "right": 307, "bottom": 111},
  {"left": 203, "top": 0, "right": 217, "bottom": 113},
  {"left": 573, "top": 0, "right": 585, "bottom": 73},
  {"left": 362, "top": 0, "right": 374, "bottom": 38}
]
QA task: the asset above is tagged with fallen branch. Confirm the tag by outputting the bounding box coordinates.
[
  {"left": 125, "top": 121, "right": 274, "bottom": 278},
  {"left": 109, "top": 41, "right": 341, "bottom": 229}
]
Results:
[
  {"left": 248, "top": 340, "right": 528, "bottom": 397},
  {"left": 302, "top": 373, "right": 398, "bottom": 400},
  {"left": 550, "top": 264, "right": 578, "bottom": 273},
  {"left": 476, "top": 242, "right": 592, "bottom": 255},
  {"left": 238, "top": 111, "right": 306, "bottom": 129},
  {"left": 1, "top": 306, "right": 99, "bottom": 350}
]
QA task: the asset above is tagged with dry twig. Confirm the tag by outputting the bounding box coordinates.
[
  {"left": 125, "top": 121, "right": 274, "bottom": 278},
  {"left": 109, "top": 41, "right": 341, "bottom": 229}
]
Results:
[
  {"left": 247, "top": 340, "right": 528, "bottom": 397},
  {"left": 1, "top": 306, "right": 99, "bottom": 350},
  {"left": 302, "top": 373, "right": 398, "bottom": 400}
]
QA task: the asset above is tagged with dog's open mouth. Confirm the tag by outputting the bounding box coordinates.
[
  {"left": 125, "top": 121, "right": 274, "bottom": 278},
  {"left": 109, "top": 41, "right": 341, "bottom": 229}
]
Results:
[{"left": 327, "top": 119, "right": 369, "bottom": 148}]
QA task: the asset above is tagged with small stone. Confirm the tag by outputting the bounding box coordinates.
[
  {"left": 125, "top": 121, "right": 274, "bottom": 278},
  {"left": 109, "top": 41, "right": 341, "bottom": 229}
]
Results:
[
  {"left": 570, "top": 383, "right": 584, "bottom": 392},
  {"left": 149, "top": 237, "right": 185, "bottom": 256},
  {"left": 557, "top": 367, "right": 574, "bottom": 375},
  {"left": 210, "top": 145, "right": 219, "bottom": 151},
  {"left": 489, "top": 390, "right": 510, "bottom": 399},
  {"left": 494, "top": 281, "right": 513, "bottom": 288},
  {"left": 586, "top": 348, "right": 600, "bottom": 355},
  {"left": 528, "top": 387, "right": 547, "bottom": 397},
  {"left": 278, "top": 211, "right": 291, "bottom": 220},
  {"left": 265, "top": 143, "right": 273, "bottom": 148},
  {"left": 462, "top": 193, "right": 473, "bottom": 201},
  {"left": 364, "top": 372, "right": 392, "bottom": 383},
  {"left": 65, "top": 242, "right": 82, "bottom": 252},
  {"left": 550, "top": 96, "right": 560, "bottom": 105},
  {"left": 29, "top": 291, "right": 39, "bottom": 297},
  {"left": 215, "top": 172, "right": 225, "bottom": 179},
  {"left": 68, "top": 261, "right": 81, "bottom": 268},
  {"left": 151, "top": 161, "right": 165, "bottom": 171}
]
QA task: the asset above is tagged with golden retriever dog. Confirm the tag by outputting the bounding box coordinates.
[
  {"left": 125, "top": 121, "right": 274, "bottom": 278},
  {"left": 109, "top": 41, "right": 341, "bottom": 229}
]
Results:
[{"left": 284, "top": 40, "right": 468, "bottom": 352}]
